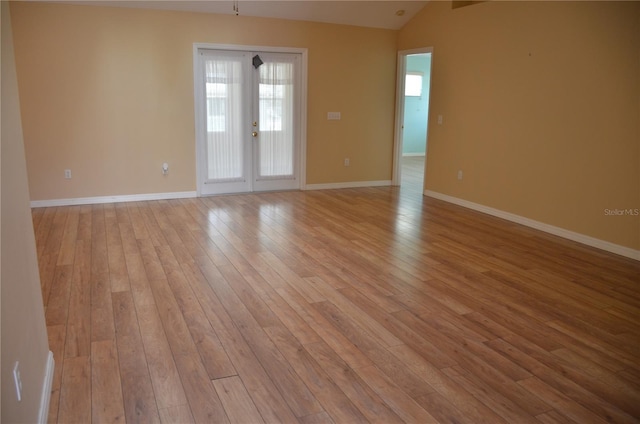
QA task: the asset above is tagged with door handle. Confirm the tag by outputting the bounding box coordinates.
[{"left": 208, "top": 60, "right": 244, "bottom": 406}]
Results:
[{"left": 252, "top": 131, "right": 258, "bottom": 137}]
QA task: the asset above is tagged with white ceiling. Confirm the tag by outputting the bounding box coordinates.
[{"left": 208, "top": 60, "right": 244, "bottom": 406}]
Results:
[{"left": 53, "top": 1, "right": 429, "bottom": 30}]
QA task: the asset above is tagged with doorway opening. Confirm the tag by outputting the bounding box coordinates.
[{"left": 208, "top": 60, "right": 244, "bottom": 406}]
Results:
[{"left": 393, "top": 48, "right": 433, "bottom": 194}]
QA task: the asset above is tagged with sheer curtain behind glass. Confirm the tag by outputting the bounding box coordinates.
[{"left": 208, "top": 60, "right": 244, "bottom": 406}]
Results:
[
  {"left": 258, "top": 59, "right": 295, "bottom": 178},
  {"left": 205, "top": 56, "right": 244, "bottom": 181}
]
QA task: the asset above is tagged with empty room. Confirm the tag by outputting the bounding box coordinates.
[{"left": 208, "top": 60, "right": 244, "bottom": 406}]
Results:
[{"left": 2, "top": 1, "right": 639, "bottom": 423}]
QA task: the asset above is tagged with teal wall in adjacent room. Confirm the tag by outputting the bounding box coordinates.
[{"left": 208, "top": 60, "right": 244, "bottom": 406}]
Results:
[{"left": 402, "top": 54, "right": 431, "bottom": 155}]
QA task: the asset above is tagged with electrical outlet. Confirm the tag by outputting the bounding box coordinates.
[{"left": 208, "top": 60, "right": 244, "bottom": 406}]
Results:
[
  {"left": 162, "top": 163, "right": 169, "bottom": 175},
  {"left": 64, "top": 169, "right": 72, "bottom": 179},
  {"left": 13, "top": 362, "right": 22, "bottom": 402},
  {"left": 457, "top": 170, "right": 463, "bottom": 180},
  {"left": 344, "top": 158, "right": 350, "bottom": 166}
]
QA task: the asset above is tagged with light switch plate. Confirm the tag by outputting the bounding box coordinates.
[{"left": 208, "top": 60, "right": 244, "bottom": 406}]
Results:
[{"left": 327, "top": 112, "right": 341, "bottom": 120}]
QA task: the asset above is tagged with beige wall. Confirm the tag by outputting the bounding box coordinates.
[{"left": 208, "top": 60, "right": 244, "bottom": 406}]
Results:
[
  {"left": 399, "top": 1, "right": 640, "bottom": 250},
  {"left": 1, "top": 2, "right": 51, "bottom": 422},
  {"left": 10, "top": 1, "right": 639, "bottom": 252},
  {"left": 10, "top": 2, "right": 398, "bottom": 200}
]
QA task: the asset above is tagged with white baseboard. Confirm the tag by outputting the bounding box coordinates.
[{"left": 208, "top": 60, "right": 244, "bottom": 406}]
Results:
[
  {"left": 305, "top": 180, "right": 392, "bottom": 190},
  {"left": 38, "top": 351, "right": 55, "bottom": 424},
  {"left": 30, "top": 191, "right": 197, "bottom": 208},
  {"left": 425, "top": 190, "right": 640, "bottom": 261},
  {"left": 402, "top": 153, "right": 426, "bottom": 157}
]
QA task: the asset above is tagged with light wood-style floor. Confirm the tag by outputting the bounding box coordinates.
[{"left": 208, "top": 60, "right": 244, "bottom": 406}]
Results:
[
  {"left": 400, "top": 155, "right": 425, "bottom": 194},
  {"left": 34, "top": 179, "right": 640, "bottom": 423}
]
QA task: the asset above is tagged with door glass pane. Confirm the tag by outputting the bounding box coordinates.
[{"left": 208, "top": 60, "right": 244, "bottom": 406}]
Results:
[
  {"left": 258, "top": 60, "right": 294, "bottom": 178},
  {"left": 205, "top": 56, "right": 244, "bottom": 181},
  {"left": 206, "top": 83, "right": 227, "bottom": 132}
]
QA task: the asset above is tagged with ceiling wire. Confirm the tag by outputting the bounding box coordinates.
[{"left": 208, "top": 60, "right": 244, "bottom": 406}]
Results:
[{"left": 233, "top": 1, "right": 239, "bottom": 16}]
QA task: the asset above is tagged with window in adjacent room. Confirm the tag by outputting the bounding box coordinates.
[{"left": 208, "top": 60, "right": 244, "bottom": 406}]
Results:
[{"left": 405, "top": 72, "right": 423, "bottom": 97}]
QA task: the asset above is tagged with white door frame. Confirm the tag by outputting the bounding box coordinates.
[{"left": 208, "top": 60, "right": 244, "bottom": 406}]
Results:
[
  {"left": 193, "top": 43, "right": 308, "bottom": 196},
  {"left": 392, "top": 47, "right": 434, "bottom": 188}
]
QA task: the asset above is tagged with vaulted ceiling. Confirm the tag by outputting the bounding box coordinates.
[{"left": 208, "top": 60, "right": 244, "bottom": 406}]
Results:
[{"left": 53, "top": 1, "right": 429, "bottom": 30}]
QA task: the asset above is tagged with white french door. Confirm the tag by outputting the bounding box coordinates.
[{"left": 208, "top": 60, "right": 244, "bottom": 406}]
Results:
[{"left": 195, "top": 47, "right": 303, "bottom": 195}]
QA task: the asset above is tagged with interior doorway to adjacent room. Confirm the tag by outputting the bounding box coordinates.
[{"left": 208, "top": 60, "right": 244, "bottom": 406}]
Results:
[{"left": 393, "top": 48, "right": 433, "bottom": 194}]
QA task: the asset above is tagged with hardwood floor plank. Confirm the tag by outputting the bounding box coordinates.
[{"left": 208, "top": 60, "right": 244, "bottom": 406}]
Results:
[
  {"left": 112, "top": 291, "right": 161, "bottom": 423},
  {"left": 304, "top": 341, "right": 404, "bottom": 423},
  {"left": 393, "top": 310, "right": 549, "bottom": 416},
  {"left": 488, "top": 337, "right": 638, "bottom": 423},
  {"left": 259, "top": 251, "right": 326, "bottom": 303},
  {"left": 264, "top": 325, "right": 369, "bottom": 423},
  {"left": 365, "top": 348, "right": 436, "bottom": 399},
  {"left": 313, "top": 300, "right": 380, "bottom": 353},
  {"left": 155, "top": 245, "right": 236, "bottom": 380},
  {"left": 393, "top": 292, "right": 493, "bottom": 342},
  {"left": 484, "top": 269, "right": 639, "bottom": 336},
  {"left": 527, "top": 268, "right": 614, "bottom": 310},
  {"left": 137, "top": 201, "right": 169, "bottom": 247},
  {"left": 114, "top": 201, "right": 131, "bottom": 223},
  {"left": 604, "top": 306, "right": 640, "bottom": 329},
  {"left": 415, "top": 391, "right": 478, "bottom": 424},
  {"left": 446, "top": 371, "right": 543, "bottom": 424},
  {"left": 105, "top": 204, "right": 131, "bottom": 292},
  {"left": 519, "top": 377, "right": 609, "bottom": 424},
  {"left": 56, "top": 206, "right": 79, "bottom": 266},
  {"left": 136, "top": 303, "right": 190, "bottom": 410},
  {"left": 306, "top": 276, "right": 404, "bottom": 348},
  {"left": 91, "top": 204, "right": 109, "bottom": 276},
  {"left": 91, "top": 339, "right": 126, "bottom": 423},
  {"left": 465, "top": 310, "right": 633, "bottom": 376},
  {"left": 46, "top": 324, "right": 66, "bottom": 423},
  {"left": 45, "top": 265, "right": 73, "bottom": 326},
  {"left": 39, "top": 253, "right": 57, "bottom": 308},
  {"left": 76, "top": 205, "right": 93, "bottom": 242},
  {"left": 137, "top": 238, "right": 168, "bottom": 282},
  {"left": 34, "top": 187, "right": 640, "bottom": 424},
  {"left": 496, "top": 334, "right": 640, "bottom": 416},
  {"left": 119, "top": 221, "right": 156, "bottom": 307},
  {"left": 187, "top": 226, "right": 232, "bottom": 268},
  {"left": 43, "top": 207, "right": 68, "bottom": 267},
  {"left": 147, "top": 277, "right": 229, "bottom": 423},
  {"left": 214, "top": 253, "right": 284, "bottom": 328},
  {"left": 34, "top": 207, "right": 54, "bottom": 259},
  {"left": 337, "top": 286, "right": 455, "bottom": 369},
  {"left": 299, "top": 411, "right": 335, "bottom": 424},
  {"left": 548, "top": 318, "right": 639, "bottom": 362},
  {"left": 163, "top": 201, "right": 213, "bottom": 262},
  {"left": 64, "top": 240, "right": 91, "bottom": 358},
  {"left": 90, "top": 272, "right": 116, "bottom": 342},
  {"left": 424, "top": 267, "right": 567, "bottom": 351},
  {"left": 387, "top": 343, "right": 515, "bottom": 423},
  {"left": 127, "top": 202, "right": 151, "bottom": 240},
  {"left": 275, "top": 284, "right": 374, "bottom": 370},
  {"left": 394, "top": 277, "right": 474, "bottom": 315},
  {"left": 213, "top": 376, "right": 264, "bottom": 424},
  {"left": 236, "top": 258, "right": 322, "bottom": 345},
  {"left": 352, "top": 364, "right": 440, "bottom": 423},
  {"left": 158, "top": 404, "right": 195, "bottom": 424},
  {"left": 58, "top": 356, "right": 91, "bottom": 424},
  {"left": 211, "top": 263, "right": 323, "bottom": 418},
  {"left": 535, "top": 410, "right": 579, "bottom": 424},
  {"left": 617, "top": 368, "right": 640, "bottom": 392},
  {"left": 185, "top": 262, "right": 301, "bottom": 423},
  {"left": 550, "top": 347, "right": 640, "bottom": 396}
]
